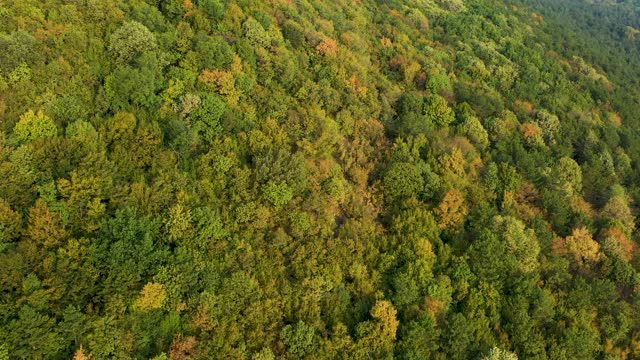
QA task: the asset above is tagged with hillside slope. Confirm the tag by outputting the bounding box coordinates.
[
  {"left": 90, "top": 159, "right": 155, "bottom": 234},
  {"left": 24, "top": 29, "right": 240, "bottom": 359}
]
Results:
[{"left": 1, "top": 0, "right": 640, "bottom": 358}]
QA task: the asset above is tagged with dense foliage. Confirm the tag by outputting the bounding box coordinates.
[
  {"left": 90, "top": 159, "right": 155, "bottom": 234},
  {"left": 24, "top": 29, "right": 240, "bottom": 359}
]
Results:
[{"left": 1, "top": 0, "right": 640, "bottom": 358}]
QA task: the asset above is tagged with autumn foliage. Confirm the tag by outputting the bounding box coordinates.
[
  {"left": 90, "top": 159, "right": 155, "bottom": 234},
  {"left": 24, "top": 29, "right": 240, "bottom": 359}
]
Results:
[
  {"left": 316, "top": 37, "right": 338, "bottom": 57},
  {"left": 1, "top": 0, "right": 640, "bottom": 359},
  {"left": 434, "top": 190, "right": 468, "bottom": 230}
]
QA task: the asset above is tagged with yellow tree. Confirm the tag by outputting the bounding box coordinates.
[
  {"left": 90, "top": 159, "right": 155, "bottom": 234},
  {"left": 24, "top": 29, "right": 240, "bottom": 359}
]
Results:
[
  {"left": 435, "top": 190, "right": 468, "bottom": 230},
  {"left": 134, "top": 282, "right": 167, "bottom": 311},
  {"left": 354, "top": 300, "right": 399, "bottom": 358},
  {"left": 27, "top": 199, "right": 66, "bottom": 250},
  {"left": 13, "top": 110, "right": 57, "bottom": 143},
  {"left": 72, "top": 345, "right": 92, "bottom": 360},
  {"left": 564, "top": 227, "right": 602, "bottom": 266},
  {"left": 198, "top": 69, "right": 239, "bottom": 104},
  {"left": 164, "top": 200, "right": 193, "bottom": 243},
  {"left": 0, "top": 198, "right": 22, "bottom": 243}
]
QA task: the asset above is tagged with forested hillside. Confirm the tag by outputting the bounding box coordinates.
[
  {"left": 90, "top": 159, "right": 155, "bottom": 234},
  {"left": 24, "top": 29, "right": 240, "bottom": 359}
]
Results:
[{"left": 1, "top": 0, "right": 640, "bottom": 358}]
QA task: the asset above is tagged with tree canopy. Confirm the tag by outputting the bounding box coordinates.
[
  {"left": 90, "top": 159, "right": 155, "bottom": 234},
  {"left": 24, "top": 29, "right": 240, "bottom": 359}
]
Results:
[{"left": 1, "top": 0, "right": 640, "bottom": 358}]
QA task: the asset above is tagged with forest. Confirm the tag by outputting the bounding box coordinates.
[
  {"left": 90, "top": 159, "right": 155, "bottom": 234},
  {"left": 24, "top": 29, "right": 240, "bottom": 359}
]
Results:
[{"left": 1, "top": 0, "right": 640, "bottom": 358}]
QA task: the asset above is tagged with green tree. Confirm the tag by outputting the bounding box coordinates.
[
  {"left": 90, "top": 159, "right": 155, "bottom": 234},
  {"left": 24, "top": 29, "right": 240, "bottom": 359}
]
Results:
[
  {"left": 383, "top": 162, "right": 424, "bottom": 201},
  {"left": 159, "top": 0, "right": 185, "bottom": 20},
  {"left": 108, "top": 21, "right": 157, "bottom": 64},
  {"left": 395, "top": 314, "right": 440, "bottom": 359},
  {"left": 0, "top": 31, "right": 39, "bottom": 73},
  {"left": 443, "top": 313, "right": 475, "bottom": 360},
  {"left": 193, "top": 34, "right": 234, "bottom": 70},
  {"left": 424, "top": 94, "right": 455, "bottom": 127},
  {"left": 190, "top": 94, "right": 226, "bottom": 142},
  {"left": 550, "top": 157, "right": 583, "bottom": 197},
  {"left": 243, "top": 17, "right": 271, "bottom": 48},
  {"left": 1, "top": 306, "right": 65, "bottom": 358},
  {"left": 534, "top": 109, "right": 560, "bottom": 145},
  {"left": 427, "top": 71, "right": 453, "bottom": 94},
  {"left": 601, "top": 185, "right": 635, "bottom": 232},
  {"left": 280, "top": 321, "right": 317, "bottom": 357},
  {"left": 458, "top": 114, "right": 489, "bottom": 149},
  {"left": 492, "top": 215, "right": 540, "bottom": 273},
  {"left": 396, "top": 92, "right": 428, "bottom": 136},
  {"left": 104, "top": 53, "right": 165, "bottom": 110},
  {"left": 262, "top": 181, "right": 293, "bottom": 209},
  {"left": 283, "top": 20, "right": 306, "bottom": 48}
]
